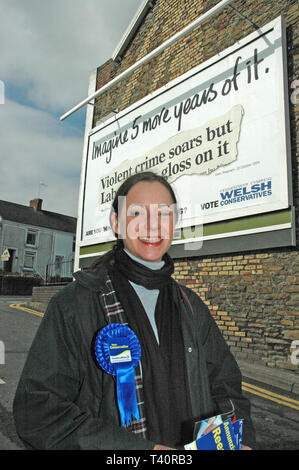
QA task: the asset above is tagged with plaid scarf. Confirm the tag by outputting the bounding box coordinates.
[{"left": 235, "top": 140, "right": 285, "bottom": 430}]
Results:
[{"left": 100, "top": 275, "right": 148, "bottom": 439}]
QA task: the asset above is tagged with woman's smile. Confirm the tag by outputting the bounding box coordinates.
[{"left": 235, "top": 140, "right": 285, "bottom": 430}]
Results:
[{"left": 139, "top": 237, "right": 163, "bottom": 247}]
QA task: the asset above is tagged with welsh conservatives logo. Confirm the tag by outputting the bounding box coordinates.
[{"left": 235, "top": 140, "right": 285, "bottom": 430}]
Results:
[{"left": 219, "top": 180, "right": 272, "bottom": 207}]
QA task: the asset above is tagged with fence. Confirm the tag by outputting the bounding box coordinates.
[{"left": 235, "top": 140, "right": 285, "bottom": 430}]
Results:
[
  {"left": 0, "top": 274, "right": 42, "bottom": 295},
  {"left": 45, "top": 259, "right": 74, "bottom": 285}
]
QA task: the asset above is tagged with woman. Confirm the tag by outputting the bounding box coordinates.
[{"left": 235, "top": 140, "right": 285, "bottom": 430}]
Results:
[{"left": 13, "top": 171, "right": 255, "bottom": 450}]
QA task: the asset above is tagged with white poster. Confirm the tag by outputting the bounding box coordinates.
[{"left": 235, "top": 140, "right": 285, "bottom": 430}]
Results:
[{"left": 81, "top": 16, "right": 291, "bottom": 244}]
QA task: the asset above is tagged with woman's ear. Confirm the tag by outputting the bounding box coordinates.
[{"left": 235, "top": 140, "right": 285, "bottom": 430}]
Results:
[{"left": 110, "top": 211, "right": 119, "bottom": 236}]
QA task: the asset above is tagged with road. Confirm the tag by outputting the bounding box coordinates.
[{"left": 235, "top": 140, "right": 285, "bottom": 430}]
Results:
[
  {"left": 0, "top": 296, "right": 298, "bottom": 451},
  {"left": 0, "top": 296, "right": 43, "bottom": 450}
]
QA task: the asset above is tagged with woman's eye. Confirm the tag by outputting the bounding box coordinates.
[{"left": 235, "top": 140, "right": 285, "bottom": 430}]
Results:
[
  {"left": 128, "top": 207, "right": 143, "bottom": 217},
  {"left": 128, "top": 211, "right": 140, "bottom": 217},
  {"left": 159, "top": 209, "right": 172, "bottom": 217}
]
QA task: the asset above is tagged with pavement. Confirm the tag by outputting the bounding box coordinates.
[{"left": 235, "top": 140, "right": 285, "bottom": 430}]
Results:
[{"left": 237, "top": 359, "right": 299, "bottom": 396}]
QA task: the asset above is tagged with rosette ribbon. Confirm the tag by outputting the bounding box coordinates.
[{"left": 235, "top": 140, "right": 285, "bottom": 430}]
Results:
[{"left": 94, "top": 323, "right": 141, "bottom": 427}]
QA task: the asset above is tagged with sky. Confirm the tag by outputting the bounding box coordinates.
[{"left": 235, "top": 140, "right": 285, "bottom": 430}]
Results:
[{"left": 0, "top": 0, "right": 142, "bottom": 217}]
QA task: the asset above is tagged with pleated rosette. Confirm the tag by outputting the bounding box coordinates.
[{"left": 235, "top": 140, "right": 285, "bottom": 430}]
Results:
[{"left": 94, "top": 323, "right": 141, "bottom": 426}]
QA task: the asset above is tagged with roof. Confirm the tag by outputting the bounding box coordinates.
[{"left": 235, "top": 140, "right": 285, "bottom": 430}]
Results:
[
  {"left": 112, "top": 0, "right": 156, "bottom": 61},
  {"left": 0, "top": 200, "right": 77, "bottom": 234}
]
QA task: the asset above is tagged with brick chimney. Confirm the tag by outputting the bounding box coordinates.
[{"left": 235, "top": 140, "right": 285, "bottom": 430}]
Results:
[{"left": 30, "top": 198, "right": 43, "bottom": 211}]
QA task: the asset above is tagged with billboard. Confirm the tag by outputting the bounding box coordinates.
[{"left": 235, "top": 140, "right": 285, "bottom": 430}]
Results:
[{"left": 79, "top": 16, "right": 291, "bottom": 250}]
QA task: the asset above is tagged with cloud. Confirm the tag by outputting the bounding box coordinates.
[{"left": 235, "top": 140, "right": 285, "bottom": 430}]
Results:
[
  {"left": 0, "top": 0, "right": 142, "bottom": 217},
  {"left": 0, "top": 99, "right": 82, "bottom": 216},
  {"left": 0, "top": 0, "right": 142, "bottom": 112}
]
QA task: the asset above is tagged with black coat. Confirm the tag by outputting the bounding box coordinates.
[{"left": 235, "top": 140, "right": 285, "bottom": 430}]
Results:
[{"left": 13, "top": 263, "right": 256, "bottom": 449}]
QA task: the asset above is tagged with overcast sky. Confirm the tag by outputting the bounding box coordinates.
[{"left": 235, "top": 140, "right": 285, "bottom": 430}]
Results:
[{"left": 0, "top": 0, "right": 142, "bottom": 217}]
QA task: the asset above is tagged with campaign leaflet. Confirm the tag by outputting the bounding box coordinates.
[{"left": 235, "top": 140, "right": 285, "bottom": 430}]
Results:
[{"left": 184, "top": 414, "right": 244, "bottom": 450}]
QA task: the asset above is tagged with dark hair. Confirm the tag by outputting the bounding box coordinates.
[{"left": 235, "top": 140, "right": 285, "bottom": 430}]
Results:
[
  {"left": 89, "top": 171, "right": 178, "bottom": 269},
  {"left": 111, "top": 170, "right": 177, "bottom": 219}
]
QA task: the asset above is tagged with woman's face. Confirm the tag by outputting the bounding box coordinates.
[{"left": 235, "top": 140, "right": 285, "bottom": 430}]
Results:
[{"left": 112, "top": 181, "right": 176, "bottom": 262}]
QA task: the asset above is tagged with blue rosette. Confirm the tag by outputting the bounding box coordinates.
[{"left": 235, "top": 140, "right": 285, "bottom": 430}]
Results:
[{"left": 94, "top": 323, "right": 141, "bottom": 427}]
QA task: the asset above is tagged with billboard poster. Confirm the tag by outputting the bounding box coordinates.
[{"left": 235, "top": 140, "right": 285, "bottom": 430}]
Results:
[{"left": 80, "top": 16, "right": 291, "bottom": 246}]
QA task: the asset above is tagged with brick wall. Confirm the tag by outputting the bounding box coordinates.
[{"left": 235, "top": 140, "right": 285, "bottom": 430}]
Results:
[
  {"left": 173, "top": 250, "right": 298, "bottom": 370},
  {"left": 93, "top": 0, "right": 298, "bottom": 371}
]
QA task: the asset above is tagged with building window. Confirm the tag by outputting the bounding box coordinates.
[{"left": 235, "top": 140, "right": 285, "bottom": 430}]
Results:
[
  {"left": 26, "top": 230, "right": 37, "bottom": 246},
  {"left": 24, "top": 251, "right": 35, "bottom": 270}
]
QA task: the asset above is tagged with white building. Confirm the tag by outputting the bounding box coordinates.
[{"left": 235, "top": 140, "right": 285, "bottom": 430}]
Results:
[{"left": 0, "top": 198, "right": 76, "bottom": 282}]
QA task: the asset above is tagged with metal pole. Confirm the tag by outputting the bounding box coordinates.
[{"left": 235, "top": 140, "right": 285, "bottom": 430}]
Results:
[{"left": 60, "top": 0, "right": 235, "bottom": 121}]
